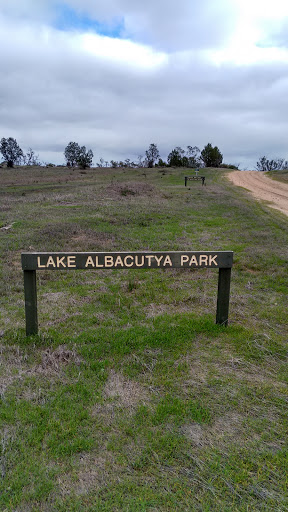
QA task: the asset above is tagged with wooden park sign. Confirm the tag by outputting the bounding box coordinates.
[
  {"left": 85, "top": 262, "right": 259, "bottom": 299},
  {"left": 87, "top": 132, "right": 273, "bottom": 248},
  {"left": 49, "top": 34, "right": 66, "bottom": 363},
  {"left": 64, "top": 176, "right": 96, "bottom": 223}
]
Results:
[
  {"left": 21, "top": 251, "right": 233, "bottom": 335},
  {"left": 185, "top": 176, "right": 206, "bottom": 186}
]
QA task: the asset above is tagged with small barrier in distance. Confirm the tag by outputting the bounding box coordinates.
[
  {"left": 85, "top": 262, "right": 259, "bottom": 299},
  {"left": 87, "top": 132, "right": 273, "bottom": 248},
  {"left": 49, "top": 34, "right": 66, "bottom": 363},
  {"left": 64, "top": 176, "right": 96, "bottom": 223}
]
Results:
[
  {"left": 185, "top": 176, "right": 206, "bottom": 186},
  {"left": 22, "top": 251, "right": 233, "bottom": 335}
]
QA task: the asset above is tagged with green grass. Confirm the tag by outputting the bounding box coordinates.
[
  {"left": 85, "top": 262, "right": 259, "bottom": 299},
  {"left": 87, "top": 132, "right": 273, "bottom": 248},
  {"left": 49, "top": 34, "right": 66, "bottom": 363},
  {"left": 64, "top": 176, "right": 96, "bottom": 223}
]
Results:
[{"left": 0, "top": 166, "right": 287, "bottom": 511}]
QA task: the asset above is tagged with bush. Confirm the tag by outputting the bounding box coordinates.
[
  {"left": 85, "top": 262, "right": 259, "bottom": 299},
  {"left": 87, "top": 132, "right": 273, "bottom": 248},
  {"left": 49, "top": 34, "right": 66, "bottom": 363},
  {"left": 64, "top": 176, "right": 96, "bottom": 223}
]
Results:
[{"left": 221, "top": 164, "right": 239, "bottom": 170}]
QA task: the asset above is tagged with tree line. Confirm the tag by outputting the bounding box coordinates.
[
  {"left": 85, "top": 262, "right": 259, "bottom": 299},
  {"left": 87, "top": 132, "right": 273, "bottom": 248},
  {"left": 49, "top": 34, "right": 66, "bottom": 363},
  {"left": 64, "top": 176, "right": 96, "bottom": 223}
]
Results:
[
  {"left": 97, "top": 143, "right": 225, "bottom": 169},
  {"left": 1, "top": 137, "right": 287, "bottom": 171}
]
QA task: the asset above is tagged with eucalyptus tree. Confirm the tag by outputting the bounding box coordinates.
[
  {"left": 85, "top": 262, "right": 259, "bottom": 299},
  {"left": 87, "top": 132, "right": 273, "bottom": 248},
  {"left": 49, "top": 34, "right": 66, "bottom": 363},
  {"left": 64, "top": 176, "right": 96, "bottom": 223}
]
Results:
[
  {"left": 145, "top": 143, "right": 160, "bottom": 168},
  {"left": 77, "top": 146, "right": 93, "bottom": 169},
  {"left": 0, "top": 137, "right": 23, "bottom": 167},
  {"left": 64, "top": 142, "right": 80, "bottom": 167},
  {"left": 64, "top": 142, "right": 93, "bottom": 168}
]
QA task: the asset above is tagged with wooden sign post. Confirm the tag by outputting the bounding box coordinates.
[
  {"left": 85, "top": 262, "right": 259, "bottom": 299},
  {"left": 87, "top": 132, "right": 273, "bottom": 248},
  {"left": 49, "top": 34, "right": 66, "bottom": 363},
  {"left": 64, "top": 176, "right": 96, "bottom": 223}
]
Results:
[{"left": 22, "top": 251, "right": 233, "bottom": 335}]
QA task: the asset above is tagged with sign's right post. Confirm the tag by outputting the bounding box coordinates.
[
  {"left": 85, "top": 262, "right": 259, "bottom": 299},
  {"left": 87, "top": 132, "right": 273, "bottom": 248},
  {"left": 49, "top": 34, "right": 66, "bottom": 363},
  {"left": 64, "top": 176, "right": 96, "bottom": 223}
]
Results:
[{"left": 216, "top": 267, "right": 232, "bottom": 325}]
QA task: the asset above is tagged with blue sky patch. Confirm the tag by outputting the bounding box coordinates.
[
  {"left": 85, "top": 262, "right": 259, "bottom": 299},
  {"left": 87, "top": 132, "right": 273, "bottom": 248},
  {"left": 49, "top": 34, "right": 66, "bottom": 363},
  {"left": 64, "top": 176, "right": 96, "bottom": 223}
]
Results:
[{"left": 53, "top": 3, "right": 124, "bottom": 38}]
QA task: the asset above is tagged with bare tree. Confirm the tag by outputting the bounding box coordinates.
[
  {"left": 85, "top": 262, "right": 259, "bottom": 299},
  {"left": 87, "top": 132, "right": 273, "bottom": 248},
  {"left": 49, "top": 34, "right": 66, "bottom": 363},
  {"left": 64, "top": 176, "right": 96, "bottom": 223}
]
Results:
[
  {"left": 187, "top": 146, "right": 201, "bottom": 167},
  {"left": 137, "top": 155, "right": 144, "bottom": 168},
  {"left": 23, "top": 148, "right": 41, "bottom": 166},
  {"left": 255, "top": 156, "right": 288, "bottom": 172}
]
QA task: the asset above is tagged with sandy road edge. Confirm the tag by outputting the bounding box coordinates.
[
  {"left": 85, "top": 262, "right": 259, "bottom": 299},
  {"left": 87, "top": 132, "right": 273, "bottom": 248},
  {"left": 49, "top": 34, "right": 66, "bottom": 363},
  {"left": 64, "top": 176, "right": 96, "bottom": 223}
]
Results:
[{"left": 227, "top": 171, "right": 288, "bottom": 217}]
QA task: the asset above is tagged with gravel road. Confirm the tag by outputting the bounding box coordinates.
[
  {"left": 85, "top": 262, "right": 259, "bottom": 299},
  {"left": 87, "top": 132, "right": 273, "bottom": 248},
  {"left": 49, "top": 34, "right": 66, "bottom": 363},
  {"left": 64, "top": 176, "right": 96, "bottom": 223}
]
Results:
[{"left": 227, "top": 171, "right": 288, "bottom": 217}]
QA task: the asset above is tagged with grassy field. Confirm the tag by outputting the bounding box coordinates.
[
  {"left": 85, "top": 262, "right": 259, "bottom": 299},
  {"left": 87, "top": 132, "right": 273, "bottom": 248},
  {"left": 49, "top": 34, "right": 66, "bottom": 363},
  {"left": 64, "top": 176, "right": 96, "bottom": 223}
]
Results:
[{"left": 0, "top": 165, "right": 287, "bottom": 511}]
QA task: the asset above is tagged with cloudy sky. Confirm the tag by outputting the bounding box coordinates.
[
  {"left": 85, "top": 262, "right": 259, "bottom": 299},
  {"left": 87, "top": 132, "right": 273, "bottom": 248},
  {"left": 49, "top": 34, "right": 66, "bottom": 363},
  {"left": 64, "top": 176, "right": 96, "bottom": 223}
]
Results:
[{"left": 1, "top": 0, "right": 288, "bottom": 168}]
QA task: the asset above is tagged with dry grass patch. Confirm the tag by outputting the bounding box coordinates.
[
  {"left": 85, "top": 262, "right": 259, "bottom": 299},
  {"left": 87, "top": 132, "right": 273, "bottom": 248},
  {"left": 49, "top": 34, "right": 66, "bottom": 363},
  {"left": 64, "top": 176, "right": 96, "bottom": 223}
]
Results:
[
  {"left": 3, "top": 250, "right": 22, "bottom": 271},
  {"left": 103, "top": 370, "right": 150, "bottom": 408},
  {"left": 34, "top": 224, "right": 116, "bottom": 251},
  {"left": 39, "top": 291, "right": 81, "bottom": 327},
  {"left": 180, "top": 358, "right": 208, "bottom": 387},
  {"left": 42, "top": 291, "right": 66, "bottom": 304},
  {"left": 71, "top": 231, "right": 115, "bottom": 250},
  {"left": 211, "top": 355, "right": 287, "bottom": 389},
  {"left": 145, "top": 297, "right": 214, "bottom": 318},
  {"left": 182, "top": 412, "right": 250, "bottom": 448},
  {"left": 107, "top": 181, "right": 157, "bottom": 198},
  {"left": 39, "top": 345, "right": 82, "bottom": 373},
  {"left": 180, "top": 350, "right": 287, "bottom": 391},
  {"left": 91, "top": 371, "right": 151, "bottom": 427},
  {"left": 167, "top": 268, "right": 217, "bottom": 286},
  {"left": 0, "top": 344, "right": 27, "bottom": 397},
  {"left": 0, "top": 166, "right": 96, "bottom": 187},
  {"left": 0, "top": 344, "right": 82, "bottom": 398},
  {"left": 58, "top": 452, "right": 124, "bottom": 497}
]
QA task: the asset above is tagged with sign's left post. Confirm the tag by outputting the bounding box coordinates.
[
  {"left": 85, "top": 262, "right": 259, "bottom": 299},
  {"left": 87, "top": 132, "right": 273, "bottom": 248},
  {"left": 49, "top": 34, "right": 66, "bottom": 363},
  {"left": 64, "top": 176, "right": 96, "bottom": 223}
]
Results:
[{"left": 24, "top": 270, "right": 38, "bottom": 335}]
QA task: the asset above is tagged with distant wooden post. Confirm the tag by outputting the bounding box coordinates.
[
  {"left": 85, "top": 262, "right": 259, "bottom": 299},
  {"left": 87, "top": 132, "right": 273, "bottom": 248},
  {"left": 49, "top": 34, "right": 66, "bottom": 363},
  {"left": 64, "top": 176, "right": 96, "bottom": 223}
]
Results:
[
  {"left": 23, "top": 270, "right": 38, "bottom": 336},
  {"left": 216, "top": 268, "right": 232, "bottom": 326}
]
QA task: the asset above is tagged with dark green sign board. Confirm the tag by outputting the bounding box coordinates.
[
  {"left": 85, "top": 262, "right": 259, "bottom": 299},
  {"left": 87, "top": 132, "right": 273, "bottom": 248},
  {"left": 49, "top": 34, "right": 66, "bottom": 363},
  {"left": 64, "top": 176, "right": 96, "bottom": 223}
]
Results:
[{"left": 22, "top": 251, "right": 233, "bottom": 335}]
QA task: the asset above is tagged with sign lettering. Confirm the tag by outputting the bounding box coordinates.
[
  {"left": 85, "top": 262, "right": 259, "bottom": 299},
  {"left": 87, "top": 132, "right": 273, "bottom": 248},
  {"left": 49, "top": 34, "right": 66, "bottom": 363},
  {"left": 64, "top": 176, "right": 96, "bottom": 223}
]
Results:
[{"left": 23, "top": 251, "right": 232, "bottom": 271}]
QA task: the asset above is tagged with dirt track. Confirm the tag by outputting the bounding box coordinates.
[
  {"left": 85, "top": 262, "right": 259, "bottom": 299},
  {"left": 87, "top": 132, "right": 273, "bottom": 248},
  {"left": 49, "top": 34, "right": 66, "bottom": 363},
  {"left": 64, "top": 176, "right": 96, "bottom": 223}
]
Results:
[{"left": 228, "top": 171, "right": 288, "bottom": 217}]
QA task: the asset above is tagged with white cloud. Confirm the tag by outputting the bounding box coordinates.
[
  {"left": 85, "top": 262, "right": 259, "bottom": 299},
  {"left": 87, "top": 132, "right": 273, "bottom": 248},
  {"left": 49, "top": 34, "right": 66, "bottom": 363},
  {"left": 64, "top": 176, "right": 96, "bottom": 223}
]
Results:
[
  {"left": 0, "top": 0, "right": 238, "bottom": 50},
  {"left": 211, "top": 0, "right": 288, "bottom": 64},
  {"left": 0, "top": 1, "right": 288, "bottom": 168},
  {"left": 80, "top": 33, "right": 167, "bottom": 69}
]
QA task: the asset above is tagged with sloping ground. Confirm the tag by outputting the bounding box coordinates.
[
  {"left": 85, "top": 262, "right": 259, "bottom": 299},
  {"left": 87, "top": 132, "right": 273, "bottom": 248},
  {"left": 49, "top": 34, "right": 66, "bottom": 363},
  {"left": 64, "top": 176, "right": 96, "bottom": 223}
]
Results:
[{"left": 228, "top": 171, "right": 288, "bottom": 216}]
